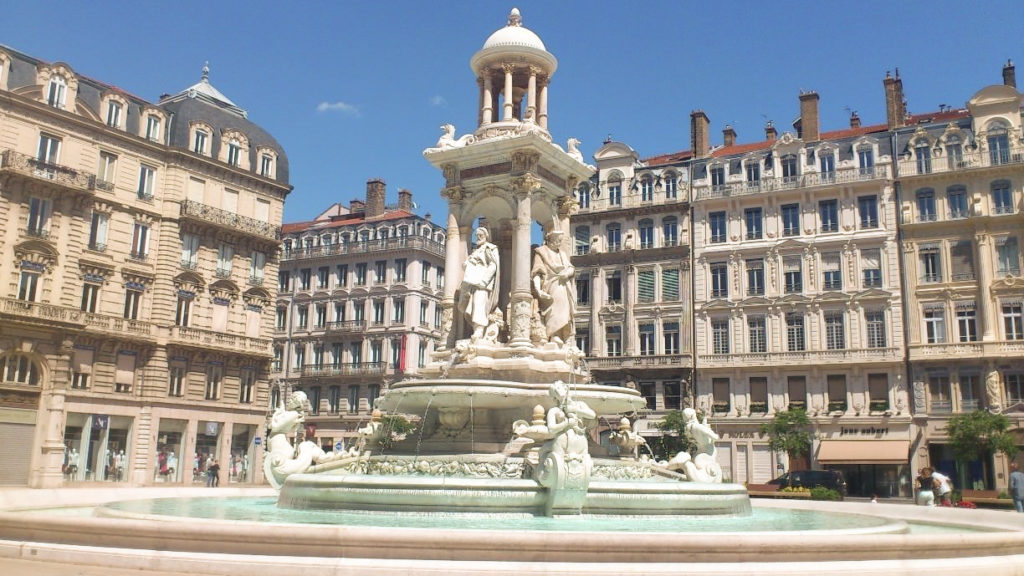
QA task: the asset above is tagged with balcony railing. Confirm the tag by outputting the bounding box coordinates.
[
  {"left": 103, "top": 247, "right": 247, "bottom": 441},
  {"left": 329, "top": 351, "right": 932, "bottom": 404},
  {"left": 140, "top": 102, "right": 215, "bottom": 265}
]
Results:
[
  {"left": 282, "top": 236, "right": 444, "bottom": 261},
  {"left": 586, "top": 354, "right": 691, "bottom": 370},
  {"left": 170, "top": 325, "right": 271, "bottom": 355},
  {"left": 701, "top": 347, "right": 901, "bottom": 367},
  {"left": 577, "top": 186, "right": 689, "bottom": 213},
  {"left": 325, "top": 320, "right": 366, "bottom": 333},
  {"left": 693, "top": 165, "right": 889, "bottom": 200},
  {"left": 897, "top": 144, "right": 1024, "bottom": 177},
  {"left": 83, "top": 312, "right": 156, "bottom": 339},
  {"left": 0, "top": 150, "right": 100, "bottom": 194},
  {"left": 300, "top": 362, "right": 388, "bottom": 378},
  {"left": 1, "top": 297, "right": 86, "bottom": 327},
  {"left": 181, "top": 200, "right": 281, "bottom": 241}
]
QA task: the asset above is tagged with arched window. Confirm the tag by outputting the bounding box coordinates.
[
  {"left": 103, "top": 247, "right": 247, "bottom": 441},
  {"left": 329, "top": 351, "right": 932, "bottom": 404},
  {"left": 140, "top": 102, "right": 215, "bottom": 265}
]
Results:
[
  {"left": 914, "top": 139, "right": 932, "bottom": 174},
  {"left": 640, "top": 175, "right": 654, "bottom": 202},
  {"left": 0, "top": 353, "right": 40, "bottom": 386},
  {"left": 607, "top": 173, "right": 623, "bottom": 206},
  {"left": 987, "top": 122, "right": 1011, "bottom": 165},
  {"left": 946, "top": 185, "right": 968, "bottom": 219},
  {"left": 46, "top": 75, "right": 67, "bottom": 108}
]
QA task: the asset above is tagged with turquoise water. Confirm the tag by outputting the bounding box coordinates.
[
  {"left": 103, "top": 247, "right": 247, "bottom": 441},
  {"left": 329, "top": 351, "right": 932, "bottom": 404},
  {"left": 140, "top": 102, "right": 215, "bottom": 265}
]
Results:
[{"left": 100, "top": 496, "right": 903, "bottom": 533}]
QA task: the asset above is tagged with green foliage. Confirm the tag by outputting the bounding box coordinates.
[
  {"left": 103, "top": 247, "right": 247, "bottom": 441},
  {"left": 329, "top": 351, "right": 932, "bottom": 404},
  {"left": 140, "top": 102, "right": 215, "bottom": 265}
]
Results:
[
  {"left": 378, "top": 414, "right": 417, "bottom": 450},
  {"left": 810, "top": 487, "right": 842, "bottom": 501},
  {"left": 758, "top": 408, "right": 814, "bottom": 459},
  {"left": 650, "top": 410, "right": 697, "bottom": 460},
  {"left": 947, "top": 410, "right": 1019, "bottom": 463}
]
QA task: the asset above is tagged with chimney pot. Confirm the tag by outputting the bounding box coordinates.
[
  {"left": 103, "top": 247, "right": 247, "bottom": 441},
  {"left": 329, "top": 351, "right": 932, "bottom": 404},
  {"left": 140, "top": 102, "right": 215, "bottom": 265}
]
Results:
[
  {"left": 1004, "top": 59, "right": 1017, "bottom": 88},
  {"left": 884, "top": 71, "right": 906, "bottom": 129},
  {"left": 690, "top": 110, "right": 710, "bottom": 157},
  {"left": 398, "top": 188, "right": 413, "bottom": 212},
  {"left": 722, "top": 125, "right": 737, "bottom": 148},
  {"left": 365, "top": 178, "right": 386, "bottom": 219},
  {"left": 849, "top": 111, "right": 861, "bottom": 129},
  {"left": 765, "top": 120, "right": 777, "bottom": 141},
  {"left": 798, "top": 91, "right": 820, "bottom": 142}
]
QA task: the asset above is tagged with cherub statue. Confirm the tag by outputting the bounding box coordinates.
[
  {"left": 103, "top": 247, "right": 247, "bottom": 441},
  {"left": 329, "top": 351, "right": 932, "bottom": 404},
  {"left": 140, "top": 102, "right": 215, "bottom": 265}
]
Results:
[
  {"left": 608, "top": 417, "right": 647, "bottom": 459},
  {"left": 263, "top": 391, "right": 346, "bottom": 489},
  {"left": 664, "top": 408, "right": 723, "bottom": 483}
]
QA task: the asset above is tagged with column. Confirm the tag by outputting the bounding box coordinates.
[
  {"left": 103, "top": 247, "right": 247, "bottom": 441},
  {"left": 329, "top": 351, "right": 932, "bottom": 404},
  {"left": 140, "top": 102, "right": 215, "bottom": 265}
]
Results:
[
  {"left": 591, "top": 269, "right": 603, "bottom": 355},
  {"left": 624, "top": 265, "right": 636, "bottom": 355},
  {"left": 538, "top": 77, "right": 549, "bottom": 129},
  {"left": 31, "top": 339, "right": 71, "bottom": 488},
  {"left": 976, "top": 232, "right": 995, "bottom": 340},
  {"left": 481, "top": 73, "right": 493, "bottom": 126},
  {"left": 502, "top": 63, "right": 515, "bottom": 121},
  {"left": 476, "top": 76, "right": 484, "bottom": 128},
  {"left": 439, "top": 202, "right": 462, "bottom": 350},
  {"left": 509, "top": 176, "right": 539, "bottom": 346},
  {"left": 526, "top": 66, "right": 539, "bottom": 123}
]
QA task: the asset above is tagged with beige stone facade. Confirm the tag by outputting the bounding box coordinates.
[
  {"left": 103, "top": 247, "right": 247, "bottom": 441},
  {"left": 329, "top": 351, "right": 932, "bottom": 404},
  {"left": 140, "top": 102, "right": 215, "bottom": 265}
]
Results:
[
  {"left": 0, "top": 47, "right": 289, "bottom": 486},
  {"left": 271, "top": 181, "right": 445, "bottom": 450}
]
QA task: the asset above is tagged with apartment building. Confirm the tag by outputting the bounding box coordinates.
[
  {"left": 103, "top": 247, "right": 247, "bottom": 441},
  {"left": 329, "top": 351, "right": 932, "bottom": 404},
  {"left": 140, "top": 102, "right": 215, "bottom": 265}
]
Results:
[
  {"left": 0, "top": 47, "right": 289, "bottom": 486},
  {"left": 896, "top": 62, "right": 1024, "bottom": 490},
  {"left": 272, "top": 180, "right": 445, "bottom": 451}
]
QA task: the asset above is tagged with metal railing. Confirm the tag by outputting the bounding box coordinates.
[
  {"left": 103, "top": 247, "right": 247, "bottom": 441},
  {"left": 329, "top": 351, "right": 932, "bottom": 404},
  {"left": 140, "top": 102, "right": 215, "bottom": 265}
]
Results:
[
  {"left": 181, "top": 200, "right": 281, "bottom": 241},
  {"left": 300, "top": 362, "right": 388, "bottom": 377},
  {"left": 897, "top": 144, "right": 1024, "bottom": 177},
  {"left": 0, "top": 149, "right": 99, "bottom": 193},
  {"left": 577, "top": 186, "right": 689, "bottom": 213},
  {"left": 282, "top": 236, "right": 445, "bottom": 261},
  {"left": 325, "top": 320, "right": 366, "bottom": 332},
  {"left": 693, "top": 165, "right": 889, "bottom": 200},
  {"left": 701, "top": 347, "right": 902, "bottom": 367}
]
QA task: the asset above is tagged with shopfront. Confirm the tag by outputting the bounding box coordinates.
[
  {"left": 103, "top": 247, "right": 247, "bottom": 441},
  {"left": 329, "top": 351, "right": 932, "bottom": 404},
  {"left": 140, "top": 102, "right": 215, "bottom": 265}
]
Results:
[
  {"left": 63, "top": 412, "right": 133, "bottom": 483},
  {"left": 816, "top": 437, "right": 912, "bottom": 498}
]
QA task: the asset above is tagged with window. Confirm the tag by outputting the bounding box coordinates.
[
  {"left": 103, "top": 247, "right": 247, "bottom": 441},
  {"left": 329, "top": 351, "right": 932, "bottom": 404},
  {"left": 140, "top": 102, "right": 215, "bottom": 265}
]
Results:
[
  {"left": 750, "top": 377, "right": 768, "bottom": 413},
  {"left": 929, "top": 373, "right": 952, "bottom": 413},
  {"left": 27, "top": 197, "right": 51, "bottom": 237},
  {"left": 419, "top": 301, "right": 429, "bottom": 325},
  {"left": 250, "top": 251, "right": 266, "bottom": 284},
  {"left": 337, "top": 265, "right": 348, "bottom": 287},
  {"left": 664, "top": 381, "right": 681, "bottom": 410},
  {"left": 295, "top": 345, "right": 306, "bottom": 370},
  {"left": 637, "top": 270, "right": 655, "bottom": 303},
  {"left": 989, "top": 131, "right": 1011, "bottom": 165},
  {"left": 957, "top": 373, "right": 979, "bottom": 411},
  {"left": 392, "top": 298, "right": 405, "bottom": 323},
  {"left": 781, "top": 203, "right": 800, "bottom": 236},
  {"left": 640, "top": 176, "right": 654, "bottom": 202},
  {"left": 957, "top": 304, "right": 978, "bottom": 342},
  {"left": 46, "top": 75, "right": 67, "bottom": 108},
  {"left": 278, "top": 271, "right": 291, "bottom": 293},
  {"left": 372, "top": 261, "right": 385, "bottom": 283},
  {"left": 605, "top": 325, "right": 621, "bottom": 357},
  {"left": 606, "top": 223, "right": 622, "bottom": 251},
  {"left": 662, "top": 268, "right": 679, "bottom": 301},
  {"left": 638, "top": 219, "right": 654, "bottom": 249},
  {"left": 924, "top": 306, "right": 947, "bottom": 344},
  {"left": 606, "top": 270, "right": 622, "bottom": 303},
  {"left": 137, "top": 165, "right": 156, "bottom": 200},
  {"left": 1006, "top": 373, "right": 1024, "bottom": 405},
  {"left": 919, "top": 245, "right": 941, "bottom": 283},
  {"left": 858, "top": 195, "right": 878, "bottom": 228},
  {"left": 123, "top": 288, "right": 142, "bottom": 320},
  {"left": 574, "top": 226, "right": 590, "bottom": 255},
  {"left": 786, "top": 313, "right": 805, "bottom": 351},
  {"left": 420, "top": 261, "right": 430, "bottom": 284},
  {"left": 915, "top": 142, "right": 932, "bottom": 174},
  {"left": 372, "top": 300, "right": 385, "bottom": 325},
  {"left": 712, "top": 378, "right": 730, "bottom": 414},
  {"left": 709, "top": 211, "right": 727, "bottom": 243},
  {"left": 347, "top": 386, "right": 360, "bottom": 413},
  {"left": 0, "top": 353, "right": 40, "bottom": 386},
  {"left": 819, "top": 152, "right": 835, "bottom": 179},
  {"left": 193, "top": 129, "right": 208, "bottom": 155},
  {"left": 781, "top": 155, "right": 799, "bottom": 182},
  {"left": 395, "top": 259, "right": 407, "bottom": 282},
  {"left": 18, "top": 270, "right": 39, "bottom": 302},
  {"left": 105, "top": 100, "right": 122, "bottom": 128},
  {"left": 418, "top": 343, "right": 427, "bottom": 368},
  {"left": 865, "top": 311, "right": 887, "bottom": 348},
  {"left": 710, "top": 263, "right": 729, "bottom": 299},
  {"left": 576, "top": 184, "right": 590, "bottom": 209},
  {"left": 37, "top": 133, "right": 61, "bottom": 165},
  {"left": 664, "top": 173, "right": 678, "bottom": 199},
  {"left": 217, "top": 244, "right": 234, "bottom": 277},
  {"left": 131, "top": 222, "right": 150, "bottom": 260},
  {"left": 576, "top": 274, "right": 590, "bottom": 305},
  {"left": 205, "top": 364, "right": 223, "bottom": 400},
  {"left": 815, "top": 252, "right": 843, "bottom": 293},
  {"left": 712, "top": 319, "right": 730, "bottom": 354},
  {"left": 861, "top": 248, "right": 882, "bottom": 287},
  {"left": 80, "top": 283, "right": 100, "bottom": 313},
  {"left": 744, "top": 207, "right": 763, "bottom": 240},
  {"left": 916, "top": 189, "right": 936, "bottom": 222},
  {"left": 946, "top": 138, "right": 963, "bottom": 169},
  {"left": 823, "top": 375, "right": 847, "bottom": 412},
  {"left": 353, "top": 301, "right": 365, "bottom": 322},
  {"left": 788, "top": 376, "right": 807, "bottom": 410},
  {"left": 97, "top": 152, "right": 117, "bottom": 187},
  {"left": 168, "top": 362, "right": 185, "bottom": 397},
  {"left": 575, "top": 331, "right": 589, "bottom": 355},
  {"left": 315, "top": 304, "right": 327, "bottom": 328},
  {"left": 275, "top": 307, "right": 287, "bottom": 330},
  {"left": 825, "top": 313, "right": 845, "bottom": 350},
  {"left": 115, "top": 352, "right": 135, "bottom": 393},
  {"left": 260, "top": 154, "right": 274, "bottom": 177},
  {"left": 746, "top": 259, "right": 764, "bottom": 296},
  {"left": 710, "top": 165, "right": 726, "bottom": 189},
  {"left": 819, "top": 199, "right": 839, "bottom": 232},
  {"left": 745, "top": 162, "right": 760, "bottom": 185},
  {"left": 997, "top": 237, "right": 1020, "bottom": 277},
  {"left": 180, "top": 233, "right": 199, "bottom": 269},
  {"left": 950, "top": 240, "right": 975, "bottom": 281},
  {"left": 948, "top": 186, "right": 968, "bottom": 219},
  {"left": 608, "top": 183, "right": 622, "bottom": 206},
  {"left": 662, "top": 217, "right": 678, "bottom": 247},
  {"left": 317, "top": 266, "right": 329, "bottom": 288},
  {"left": 239, "top": 369, "right": 255, "bottom": 404},
  {"left": 784, "top": 256, "right": 802, "bottom": 293},
  {"left": 748, "top": 316, "right": 766, "bottom": 353},
  {"left": 297, "top": 305, "right": 309, "bottom": 329},
  {"left": 858, "top": 147, "right": 874, "bottom": 175},
  {"left": 1004, "top": 303, "right": 1024, "bottom": 340},
  {"left": 639, "top": 324, "right": 655, "bottom": 356},
  {"left": 145, "top": 115, "right": 161, "bottom": 141},
  {"left": 663, "top": 322, "right": 679, "bottom": 355}
]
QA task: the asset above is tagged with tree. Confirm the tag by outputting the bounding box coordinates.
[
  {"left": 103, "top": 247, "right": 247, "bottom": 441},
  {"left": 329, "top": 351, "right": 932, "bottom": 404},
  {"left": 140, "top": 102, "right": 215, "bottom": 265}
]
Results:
[
  {"left": 650, "top": 410, "right": 697, "bottom": 461},
  {"left": 758, "top": 408, "right": 814, "bottom": 470},
  {"left": 377, "top": 414, "right": 417, "bottom": 450},
  {"left": 947, "top": 410, "right": 1019, "bottom": 484}
]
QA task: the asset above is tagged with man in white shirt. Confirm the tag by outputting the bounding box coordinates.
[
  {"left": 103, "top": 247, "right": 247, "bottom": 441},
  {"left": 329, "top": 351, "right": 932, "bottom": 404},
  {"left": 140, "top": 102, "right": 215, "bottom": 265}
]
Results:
[{"left": 932, "top": 470, "right": 953, "bottom": 505}]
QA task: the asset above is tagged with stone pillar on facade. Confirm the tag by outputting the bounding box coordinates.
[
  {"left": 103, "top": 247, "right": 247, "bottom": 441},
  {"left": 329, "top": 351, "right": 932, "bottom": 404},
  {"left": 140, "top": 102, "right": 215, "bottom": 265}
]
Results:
[
  {"left": 31, "top": 353, "right": 68, "bottom": 488},
  {"left": 976, "top": 232, "right": 995, "bottom": 341},
  {"left": 538, "top": 77, "right": 549, "bottom": 129},
  {"left": 624, "top": 265, "right": 636, "bottom": 355},
  {"left": 526, "top": 66, "right": 539, "bottom": 122},
  {"left": 591, "top": 269, "right": 603, "bottom": 355},
  {"left": 132, "top": 405, "right": 152, "bottom": 485},
  {"left": 509, "top": 175, "right": 539, "bottom": 347},
  {"left": 502, "top": 63, "right": 515, "bottom": 121},
  {"left": 476, "top": 76, "right": 485, "bottom": 127}
]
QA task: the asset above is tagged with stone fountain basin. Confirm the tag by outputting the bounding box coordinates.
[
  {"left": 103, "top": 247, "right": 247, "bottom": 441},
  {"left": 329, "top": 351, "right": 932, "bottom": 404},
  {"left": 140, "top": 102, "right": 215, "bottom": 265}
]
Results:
[{"left": 379, "top": 378, "right": 647, "bottom": 416}]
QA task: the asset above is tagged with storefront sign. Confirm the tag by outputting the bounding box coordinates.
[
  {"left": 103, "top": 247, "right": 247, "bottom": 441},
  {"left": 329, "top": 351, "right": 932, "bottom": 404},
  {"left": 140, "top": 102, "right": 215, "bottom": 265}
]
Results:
[
  {"left": 254, "top": 437, "right": 261, "bottom": 446},
  {"left": 839, "top": 427, "right": 889, "bottom": 436}
]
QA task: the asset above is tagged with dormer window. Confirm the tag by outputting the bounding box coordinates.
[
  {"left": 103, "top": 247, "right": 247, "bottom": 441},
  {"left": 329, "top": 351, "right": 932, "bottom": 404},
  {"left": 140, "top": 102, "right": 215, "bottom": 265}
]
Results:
[
  {"left": 819, "top": 150, "right": 835, "bottom": 178},
  {"left": 105, "top": 100, "right": 122, "bottom": 128},
  {"left": 145, "top": 115, "right": 161, "bottom": 141},
  {"left": 193, "top": 129, "right": 208, "bottom": 155},
  {"left": 227, "top": 139, "right": 242, "bottom": 166},
  {"left": 260, "top": 153, "right": 274, "bottom": 177},
  {"left": 47, "top": 75, "right": 67, "bottom": 108}
]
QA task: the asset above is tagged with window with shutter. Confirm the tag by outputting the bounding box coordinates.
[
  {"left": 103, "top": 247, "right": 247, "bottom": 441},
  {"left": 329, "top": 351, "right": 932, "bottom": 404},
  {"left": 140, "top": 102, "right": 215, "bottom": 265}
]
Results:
[
  {"left": 115, "top": 351, "right": 136, "bottom": 393},
  {"left": 662, "top": 269, "right": 679, "bottom": 301},
  {"left": 638, "top": 270, "right": 655, "bottom": 302}
]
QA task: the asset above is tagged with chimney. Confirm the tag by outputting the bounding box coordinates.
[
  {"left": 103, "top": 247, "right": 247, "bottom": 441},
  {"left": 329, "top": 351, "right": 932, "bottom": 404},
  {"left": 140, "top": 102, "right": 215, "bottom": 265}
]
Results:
[
  {"left": 798, "top": 91, "right": 820, "bottom": 142},
  {"left": 349, "top": 199, "right": 365, "bottom": 213},
  {"left": 722, "top": 125, "right": 736, "bottom": 148},
  {"left": 849, "top": 110, "right": 861, "bottom": 129},
  {"left": 690, "top": 110, "right": 710, "bottom": 157},
  {"left": 884, "top": 69, "right": 906, "bottom": 129},
  {"left": 765, "top": 120, "right": 777, "bottom": 141},
  {"left": 1004, "top": 59, "right": 1016, "bottom": 88},
  {"left": 398, "top": 188, "right": 413, "bottom": 212},
  {"left": 365, "top": 178, "right": 386, "bottom": 219}
]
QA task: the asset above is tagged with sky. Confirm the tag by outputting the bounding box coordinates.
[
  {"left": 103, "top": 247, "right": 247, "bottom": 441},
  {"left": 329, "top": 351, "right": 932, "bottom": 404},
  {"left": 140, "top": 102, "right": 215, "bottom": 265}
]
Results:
[{"left": 4, "top": 1, "right": 1023, "bottom": 224}]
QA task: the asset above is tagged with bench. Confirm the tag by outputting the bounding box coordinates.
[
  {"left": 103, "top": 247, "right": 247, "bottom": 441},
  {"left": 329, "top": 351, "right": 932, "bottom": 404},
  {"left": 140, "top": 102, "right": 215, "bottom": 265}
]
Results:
[
  {"left": 746, "top": 484, "right": 811, "bottom": 499},
  {"left": 960, "top": 489, "right": 1014, "bottom": 508}
]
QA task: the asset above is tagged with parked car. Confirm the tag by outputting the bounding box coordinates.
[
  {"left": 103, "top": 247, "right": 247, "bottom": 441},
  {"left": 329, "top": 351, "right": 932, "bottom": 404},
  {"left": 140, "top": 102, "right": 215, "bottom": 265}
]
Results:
[{"left": 767, "top": 470, "right": 847, "bottom": 497}]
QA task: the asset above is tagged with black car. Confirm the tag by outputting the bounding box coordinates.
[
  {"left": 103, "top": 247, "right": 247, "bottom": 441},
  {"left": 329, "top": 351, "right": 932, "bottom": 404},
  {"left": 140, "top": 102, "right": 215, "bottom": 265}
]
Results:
[{"left": 767, "top": 470, "right": 847, "bottom": 497}]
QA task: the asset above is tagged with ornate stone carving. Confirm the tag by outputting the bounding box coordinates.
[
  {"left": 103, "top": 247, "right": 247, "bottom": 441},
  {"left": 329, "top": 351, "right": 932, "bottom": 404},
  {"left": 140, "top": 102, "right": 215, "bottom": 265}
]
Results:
[{"left": 511, "top": 151, "right": 540, "bottom": 174}]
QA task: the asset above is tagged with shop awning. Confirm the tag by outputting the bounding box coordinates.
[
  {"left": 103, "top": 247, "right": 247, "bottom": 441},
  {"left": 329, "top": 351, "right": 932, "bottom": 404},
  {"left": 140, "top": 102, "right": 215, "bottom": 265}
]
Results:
[{"left": 816, "top": 440, "right": 910, "bottom": 464}]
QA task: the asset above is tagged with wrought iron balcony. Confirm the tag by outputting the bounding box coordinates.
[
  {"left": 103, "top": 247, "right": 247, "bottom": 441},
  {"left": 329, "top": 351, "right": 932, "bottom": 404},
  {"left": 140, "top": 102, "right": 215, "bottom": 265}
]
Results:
[
  {"left": 0, "top": 150, "right": 100, "bottom": 195},
  {"left": 897, "top": 144, "right": 1024, "bottom": 177},
  {"left": 576, "top": 186, "right": 689, "bottom": 213},
  {"left": 300, "top": 362, "right": 388, "bottom": 378},
  {"left": 180, "top": 200, "right": 281, "bottom": 242},
  {"left": 693, "top": 165, "right": 889, "bottom": 200},
  {"left": 701, "top": 347, "right": 902, "bottom": 368},
  {"left": 586, "top": 354, "right": 691, "bottom": 370},
  {"left": 281, "top": 236, "right": 445, "bottom": 261}
]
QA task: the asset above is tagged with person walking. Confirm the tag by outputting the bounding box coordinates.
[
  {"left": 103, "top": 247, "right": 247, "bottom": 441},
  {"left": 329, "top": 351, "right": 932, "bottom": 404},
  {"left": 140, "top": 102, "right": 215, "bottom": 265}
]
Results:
[
  {"left": 932, "top": 469, "right": 953, "bottom": 505},
  {"left": 916, "top": 467, "right": 938, "bottom": 506},
  {"left": 208, "top": 459, "right": 221, "bottom": 488},
  {"left": 1010, "top": 462, "right": 1024, "bottom": 513}
]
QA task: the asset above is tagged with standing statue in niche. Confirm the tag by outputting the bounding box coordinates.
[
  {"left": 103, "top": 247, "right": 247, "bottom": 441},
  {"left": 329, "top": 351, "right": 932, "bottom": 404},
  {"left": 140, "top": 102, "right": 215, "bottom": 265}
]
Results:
[
  {"left": 531, "top": 230, "right": 576, "bottom": 347},
  {"left": 459, "top": 227, "right": 500, "bottom": 342},
  {"left": 665, "top": 408, "right": 723, "bottom": 483}
]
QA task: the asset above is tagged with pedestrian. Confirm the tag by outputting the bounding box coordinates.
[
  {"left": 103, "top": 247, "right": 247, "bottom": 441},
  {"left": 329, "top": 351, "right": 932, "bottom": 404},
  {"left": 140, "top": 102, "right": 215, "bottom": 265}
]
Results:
[
  {"left": 916, "top": 467, "right": 938, "bottom": 506},
  {"left": 932, "top": 469, "right": 953, "bottom": 505},
  {"left": 1010, "top": 462, "right": 1024, "bottom": 513},
  {"left": 209, "top": 459, "right": 221, "bottom": 487}
]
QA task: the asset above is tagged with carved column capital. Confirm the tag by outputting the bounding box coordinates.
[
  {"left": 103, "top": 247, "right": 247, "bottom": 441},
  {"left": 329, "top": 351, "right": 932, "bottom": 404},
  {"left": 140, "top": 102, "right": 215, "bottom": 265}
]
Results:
[
  {"left": 501, "top": 62, "right": 517, "bottom": 75},
  {"left": 512, "top": 173, "right": 542, "bottom": 197},
  {"left": 442, "top": 185, "right": 464, "bottom": 203}
]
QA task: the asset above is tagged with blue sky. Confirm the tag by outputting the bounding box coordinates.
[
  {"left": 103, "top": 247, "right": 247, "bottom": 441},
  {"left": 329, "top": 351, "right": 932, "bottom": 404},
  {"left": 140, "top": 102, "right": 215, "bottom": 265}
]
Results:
[{"left": 4, "top": 1, "right": 1022, "bottom": 223}]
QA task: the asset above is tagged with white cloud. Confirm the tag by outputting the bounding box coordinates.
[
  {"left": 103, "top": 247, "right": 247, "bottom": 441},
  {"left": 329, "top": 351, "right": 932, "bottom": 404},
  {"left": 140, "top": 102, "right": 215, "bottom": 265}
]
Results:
[
  {"left": 316, "top": 101, "right": 360, "bottom": 115},
  {"left": 429, "top": 95, "right": 447, "bottom": 107}
]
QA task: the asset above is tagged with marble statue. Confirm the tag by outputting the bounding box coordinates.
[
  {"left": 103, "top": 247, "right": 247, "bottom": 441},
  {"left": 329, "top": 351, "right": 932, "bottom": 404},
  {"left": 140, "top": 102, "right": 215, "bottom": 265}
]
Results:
[
  {"left": 425, "top": 123, "right": 475, "bottom": 153},
  {"left": 531, "top": 230, "right": 576, "bottom": 346},
  {"left": 608, "top": 417, "right": 646, "bottom": 458},
  {"left": 459, "top": 227, "right": 500, "bottom": 341},
  {"left": 566, "top": 138, "right": 584, "bottom": 163},
  {"left": 264, "top": 391, "right": 345, "bottom": 489},
  {"left": 665, "top": 408, "right": 723, "bottom": 483},
  {"left": 535, "top": 381, "right": 595, "bottom": 514},
  {"left": 986, "top": 369, "right": 1003, "bottom": 412}
]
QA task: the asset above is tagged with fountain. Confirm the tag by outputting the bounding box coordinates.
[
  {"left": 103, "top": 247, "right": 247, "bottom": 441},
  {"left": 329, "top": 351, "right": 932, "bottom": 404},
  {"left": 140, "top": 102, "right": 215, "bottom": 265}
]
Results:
[{"left": 1, "top": 9, "right": 1024, "bottom": 576}]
